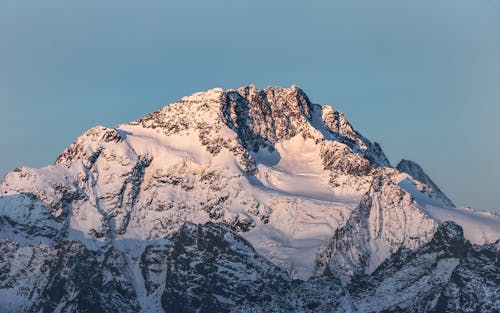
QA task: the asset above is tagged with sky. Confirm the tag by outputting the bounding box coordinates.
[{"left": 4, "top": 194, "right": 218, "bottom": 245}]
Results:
[{"left": 1, "top": 0, "right": 499, "bottom": 212}]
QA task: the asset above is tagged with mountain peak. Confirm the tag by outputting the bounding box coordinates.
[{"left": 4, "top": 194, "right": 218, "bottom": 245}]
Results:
[
  {"left": 2, "top": 85, "right": 500, "bottom": 312},
  {"left": 234, "top": 84, "right": 313, "bottom": 120},
  {"left": 133, "top": 86, "right": 390, "bottom": 170},
  {"left": 397, "top": 159, "right": 455, "bottom": 207}
]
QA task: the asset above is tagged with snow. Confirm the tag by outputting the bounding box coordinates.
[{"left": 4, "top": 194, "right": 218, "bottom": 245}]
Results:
[
  {"left": 233, "top": 136, "right": 366, "bottom": 279},
  {"left": 356, "top": 257, "right": 460, "bottom": 312},
  {"left": 394, "top": 172, "right": 500, "bottom": 245},
  {"left": 0, "top": 292, "right": 27, "bottom": 313},
  {"left": 110, "top": 123, "right": 364, "bottom": 279},
  {"left": 421, "top": 205, "right": 500, "bottom": 245},
  {"left": 128, "top": 255, "right": 166, "bottom": 313},
  {"left": 242, "top": 194, "right": 352, "bottom": 279},
  {"left": 119, "top": 124, "right": 215, "bottom": 167},
  {"left": 255, "top": 137, "right": 338, "bottom": 201},
  {"left": 366, "top": 195, "right": 392, "bottom": 273}
]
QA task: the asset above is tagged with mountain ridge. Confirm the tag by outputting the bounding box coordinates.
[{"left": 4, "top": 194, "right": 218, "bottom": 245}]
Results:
[{"left": 1, "top": 85, "right": 499, "bottom": 312}]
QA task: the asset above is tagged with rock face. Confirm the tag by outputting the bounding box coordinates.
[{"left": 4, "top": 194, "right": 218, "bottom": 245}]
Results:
[
  {"left": 239, "top": 222, "right": 500, "bottom": 313},
  {"left": 0, "top": 85, "right": 499, "bottom": 312},
  {"left": 347, "top": 221, "right": 500, "bottom": 313},
  {"left": 314, "top": 173, "right": 438, "bottom": 283},
  {"left": 160, "top": 222, "right": 290, "bottom": 312},
  {"left": 0, "top": 240, "right": 140, "bottom": 313}
]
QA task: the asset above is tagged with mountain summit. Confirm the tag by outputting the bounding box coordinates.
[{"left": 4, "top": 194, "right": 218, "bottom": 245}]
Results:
[{"left": 1, "top": 86, "right": 499, "bottom": 312}]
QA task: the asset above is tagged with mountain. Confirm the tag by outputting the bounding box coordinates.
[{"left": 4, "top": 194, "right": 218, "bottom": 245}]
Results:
[
  {"left": 396, "top": 159, "right": 455, "bottom": 207},
  {"left": 1, "top": 85, "right": 499, "bottom": 312}
]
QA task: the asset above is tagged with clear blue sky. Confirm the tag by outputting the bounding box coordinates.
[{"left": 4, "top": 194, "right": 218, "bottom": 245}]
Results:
[{"left": 1, "top": 1, "right": 499, "bottom": 212}]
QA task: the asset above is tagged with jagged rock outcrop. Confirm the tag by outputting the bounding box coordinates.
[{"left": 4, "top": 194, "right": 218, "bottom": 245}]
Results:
[{"left": 160, "top": 222, "right": 290, "bottom": 312}]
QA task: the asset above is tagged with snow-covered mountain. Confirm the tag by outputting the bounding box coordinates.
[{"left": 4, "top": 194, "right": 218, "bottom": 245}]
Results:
[{"left": 1, "top": 85, "right": 499, "bottom": 312}]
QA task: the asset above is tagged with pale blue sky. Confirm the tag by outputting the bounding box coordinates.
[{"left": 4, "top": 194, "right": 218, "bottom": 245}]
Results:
[{"left": 1, "top": 1, "right": 499, "bottom": 212}]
